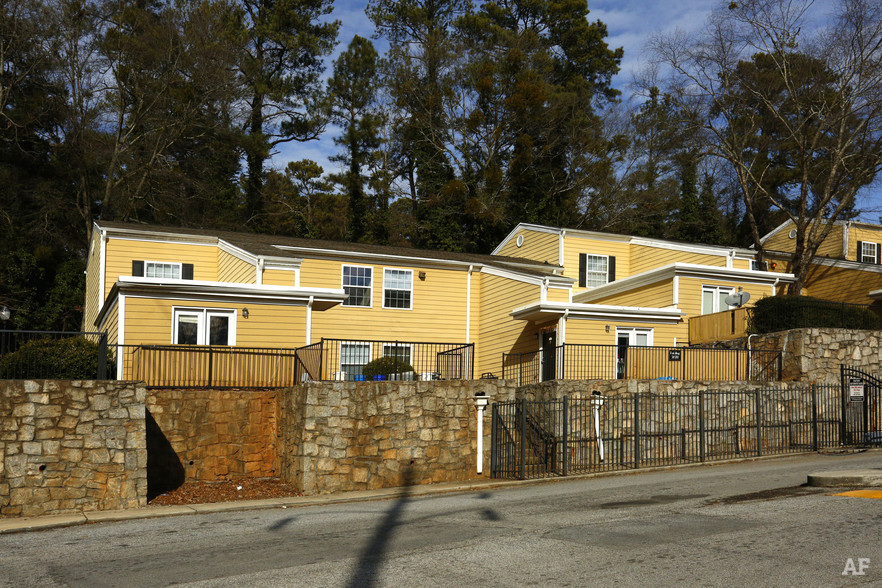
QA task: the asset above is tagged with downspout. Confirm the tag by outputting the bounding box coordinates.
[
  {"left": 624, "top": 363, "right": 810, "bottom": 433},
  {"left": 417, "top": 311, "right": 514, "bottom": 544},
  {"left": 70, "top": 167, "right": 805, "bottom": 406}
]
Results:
[
  {"left": 843, "top": 221, "right": 851, "bottom": 259},
  {"left": 466, "top": 265, "right": 473, "bottom": 343},
  {"left": 306, "top": 296, "right": 314, "bottom": 345},
  {"left": 256, "top": 257, "right": 265, "bottom": 285},
  {"left": 98, "top": 229, "right": 107, "bottom": 312}
]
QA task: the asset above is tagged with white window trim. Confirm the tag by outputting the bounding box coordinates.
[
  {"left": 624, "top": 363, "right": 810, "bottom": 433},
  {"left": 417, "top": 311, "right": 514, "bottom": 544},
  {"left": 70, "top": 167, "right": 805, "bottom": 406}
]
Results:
[
  {"left": 382, "top": 342, "right": 413, "bottom": 363},
  {"left": 583, "top": 254, "right": 609, "bottom": 288},
  {"left": 341, "top": 264, "right": 373, "bottom": 308},
  {"left": 615, "top": 327, "right": 654, "bottom": 346},
  {"left": 145, "top": 260, "right": 183, "bottom": 279},
  {"left": 171, "top": 307, "right": 236, "bottom": 345},
  {"left": 702, "top": 285, "right": 735, "bottom": 315},
  {"left": 382, "top": 268, "right": 414, "bottom": 310},
  {"left": 861, "top": 242, "right": 878, "bottom": 264},
  {"left": 339, "top": 341, "right": 372, "bottom": 379}
]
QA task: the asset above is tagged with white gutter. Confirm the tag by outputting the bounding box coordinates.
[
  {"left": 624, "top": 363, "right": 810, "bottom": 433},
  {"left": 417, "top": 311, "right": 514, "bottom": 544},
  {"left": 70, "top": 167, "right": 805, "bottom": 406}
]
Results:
[
  {"left": 306, "top": 296, "right": 314, "bottom": 344},
  {"left": 466, "top": 265, "right": 473, "bottom": 342}
]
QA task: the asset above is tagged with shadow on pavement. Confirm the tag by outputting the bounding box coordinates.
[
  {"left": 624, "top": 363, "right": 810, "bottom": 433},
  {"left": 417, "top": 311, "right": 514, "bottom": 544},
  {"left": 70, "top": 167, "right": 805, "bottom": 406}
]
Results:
[{"left": 346, "top": 467, "right": 415, "bottom": 588}]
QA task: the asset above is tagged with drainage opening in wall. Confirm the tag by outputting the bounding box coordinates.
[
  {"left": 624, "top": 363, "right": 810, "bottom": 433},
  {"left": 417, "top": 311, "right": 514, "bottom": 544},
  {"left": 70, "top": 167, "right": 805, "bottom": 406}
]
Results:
[
  {"left": 38, "top": 464, "right": 46, "bottom": 472},
  {"left": 189, "top": 461, "right": 194, "bottom": 466}
]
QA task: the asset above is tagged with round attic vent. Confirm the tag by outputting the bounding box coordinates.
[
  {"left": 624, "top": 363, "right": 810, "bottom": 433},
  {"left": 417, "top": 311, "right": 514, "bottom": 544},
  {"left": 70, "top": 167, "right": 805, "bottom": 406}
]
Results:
[
  {"left": 788, "top": 229, "right": 797, "bottom": 239},
  {"left": 516, "top": 235, "right": 524, "bottom": 247}
]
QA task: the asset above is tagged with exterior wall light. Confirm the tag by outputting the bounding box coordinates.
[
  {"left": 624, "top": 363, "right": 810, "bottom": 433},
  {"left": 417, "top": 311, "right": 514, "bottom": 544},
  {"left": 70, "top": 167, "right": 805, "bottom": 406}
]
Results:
[
  {"left": 242, "top": 307, "right": 249, "bottom": 319},
  {"left": 419, "top": 271, "right": 426, "bottom": 280},
  {"left": 0, "top": 306, "right": 10, "bottom": 321}
]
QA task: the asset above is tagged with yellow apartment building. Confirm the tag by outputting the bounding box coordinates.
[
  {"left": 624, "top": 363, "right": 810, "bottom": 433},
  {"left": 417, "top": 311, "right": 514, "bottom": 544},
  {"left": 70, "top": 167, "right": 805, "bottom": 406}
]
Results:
[{"left": 84, "top": 221, "right": 795, "bottom": 383}]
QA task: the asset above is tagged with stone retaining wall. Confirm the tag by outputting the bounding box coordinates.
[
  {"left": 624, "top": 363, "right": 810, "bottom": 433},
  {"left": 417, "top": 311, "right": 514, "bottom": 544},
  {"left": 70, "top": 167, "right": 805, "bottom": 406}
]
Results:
[
  {"left": 145, "top": 389, "right": 279, "bottom": 495},
  {"left": 0, "top": 380, "right": 146, "bottom": 517},
  {"left": 280, "top": 379, "right": 516, "bottom": 494},
  {"left": 724, "top": 328, "right": 882, "bottom": 383}
]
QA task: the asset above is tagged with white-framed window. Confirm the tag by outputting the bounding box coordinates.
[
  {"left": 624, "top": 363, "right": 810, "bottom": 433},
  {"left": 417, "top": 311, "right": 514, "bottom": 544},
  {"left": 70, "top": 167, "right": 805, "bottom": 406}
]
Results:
[
  {"left": 342, "top": 265, "right": 372, "bottom": 307},
  {"left": 340, "top": 342, "right": 371, "bottom": 379},
  {"left": 146, "top": 261, "right": 182, "bottom": 279},
  {"left": 861, "top": 242, "right": 878, "bottom": 264},
  {"left": 583, "top": 254, "right": 609, "bottom": 288},
  {"left": 383, "top": 268, "right": 413, "bottom": 309},
  {"left": 702, "top": 285, "right": 734, "bottom": 315},
  {"left": 383, "top": 343, "right": 412, "bottom": 369},
  {"left": 172, "top": 308, "right": 235, "bottom": 345},
  {"left": 616, "top": 327, "right": 653, "bottom": 347}
]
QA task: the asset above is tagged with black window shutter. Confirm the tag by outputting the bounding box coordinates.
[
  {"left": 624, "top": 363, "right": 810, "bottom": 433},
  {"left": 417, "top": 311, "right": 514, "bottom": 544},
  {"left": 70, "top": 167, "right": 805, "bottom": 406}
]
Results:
[
  {"left": 578, "top": 254, "right": 586, "bottom": 288},
  {"left": 608, "top": 256, "right": 616, "bottom": 283},
  {"left": 877, "top": 243, "right": 881, "bottom": 264},
  {"left": 857, "top": 240, "right": 863, "bottom": 262},
  {"left": 132, "top": 260, "right": 144, "bottom": 277},
  {"left": 182, "top": 263, "right": 194, "bottom": 280}
]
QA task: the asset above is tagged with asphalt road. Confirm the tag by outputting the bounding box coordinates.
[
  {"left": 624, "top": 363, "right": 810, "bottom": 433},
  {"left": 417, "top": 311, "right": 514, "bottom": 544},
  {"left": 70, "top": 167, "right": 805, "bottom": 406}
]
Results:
[{"left": 2, "top": 451, "right": 881, "bottom": 587}]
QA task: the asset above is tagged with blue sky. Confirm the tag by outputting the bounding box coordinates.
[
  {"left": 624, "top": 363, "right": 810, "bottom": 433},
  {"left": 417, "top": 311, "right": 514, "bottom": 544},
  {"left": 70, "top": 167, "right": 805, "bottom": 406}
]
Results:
[{"left": 273, "top": 0, "right": 882, "bottom": 223}]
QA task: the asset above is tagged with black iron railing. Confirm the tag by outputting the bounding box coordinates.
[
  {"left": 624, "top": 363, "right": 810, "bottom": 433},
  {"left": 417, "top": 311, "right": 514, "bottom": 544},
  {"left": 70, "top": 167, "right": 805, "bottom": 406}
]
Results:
[
  {"left": 502, "top": 344, "right": 783, "bottom": 384},
  {"left": 0, "top": 330, "right": 109, "bottom": 380},
  {"left": 491, "top": 383, "right": 853, "bottom": 480},
  {"left": 313, "top": 339, "right": 474, "bottom": 381}
]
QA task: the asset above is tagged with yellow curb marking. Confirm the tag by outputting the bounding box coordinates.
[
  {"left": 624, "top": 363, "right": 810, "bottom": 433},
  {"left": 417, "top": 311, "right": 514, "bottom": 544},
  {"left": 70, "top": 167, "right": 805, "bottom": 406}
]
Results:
[{"left": 833, "top": 490, "right": 882, "bottom": 499}]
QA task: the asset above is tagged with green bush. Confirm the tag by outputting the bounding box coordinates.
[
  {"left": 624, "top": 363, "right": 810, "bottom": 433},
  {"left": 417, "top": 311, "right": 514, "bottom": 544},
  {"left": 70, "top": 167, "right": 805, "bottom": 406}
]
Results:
[
  {"left": 749, "top": 296, "right": 882, "bottom": 334},
  {"left": 0, "top": 337, "right": 106, "bottom": 379},
  {"left": 362, "top": 356, "right": 414, "bottom": 380}
]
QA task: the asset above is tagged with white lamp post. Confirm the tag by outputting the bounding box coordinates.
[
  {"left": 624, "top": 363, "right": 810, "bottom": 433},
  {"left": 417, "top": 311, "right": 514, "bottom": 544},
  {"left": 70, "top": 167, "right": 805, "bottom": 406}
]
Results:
[{"left": 474, "top": 392, "right": 489, "bottom": 474}]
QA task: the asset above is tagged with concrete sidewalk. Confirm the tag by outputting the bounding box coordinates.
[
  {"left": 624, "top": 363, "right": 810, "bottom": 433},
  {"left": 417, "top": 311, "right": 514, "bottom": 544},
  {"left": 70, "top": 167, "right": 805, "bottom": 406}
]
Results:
[{"left": 3, "top": 449, "right": 880, "bottom": 535}]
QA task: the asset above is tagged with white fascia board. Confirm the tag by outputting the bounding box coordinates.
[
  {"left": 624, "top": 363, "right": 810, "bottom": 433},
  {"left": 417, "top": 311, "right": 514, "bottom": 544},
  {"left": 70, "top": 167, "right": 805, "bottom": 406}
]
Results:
[
  {"left": 98, "top": 224, "right": 218, "bottom": 247},
  {"left": 869, "top": 288, "right": 882, "bottom": 299},
  {"left": 629, "top": 237, "right": 754, "bottom": 258},
  {"left": 789, "top": 255, "right": 882, "bottom": 274},
  {"left": 511, "top": 301, "right": 684, "bottom": 323},
  {"left": 218, "top": 239, "right": 259, "bottom": 265},
  {"left": 759, "top": 219, "right": 794, "bottom": 244},
  {"left": 573, "top": 263, "right": 796, "bottom": 303},
  {"left": 491, "top": 223, "right": 562, "bottom": 255},
  {"left": 480, "top": 265, "right": 574, "bottom": 287},
  {"left": 115, "top": 276, "right": 346, "bottom": 305}
]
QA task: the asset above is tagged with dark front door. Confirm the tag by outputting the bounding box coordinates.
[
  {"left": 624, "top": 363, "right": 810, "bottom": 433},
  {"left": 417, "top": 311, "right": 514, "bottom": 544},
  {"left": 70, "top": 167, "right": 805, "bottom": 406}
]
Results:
[
  {"left": 616, "top": 333, "right": 629, "bottom": 379},
  {"left": 542, "top": 331, "right": 556, "bottom": 382}
]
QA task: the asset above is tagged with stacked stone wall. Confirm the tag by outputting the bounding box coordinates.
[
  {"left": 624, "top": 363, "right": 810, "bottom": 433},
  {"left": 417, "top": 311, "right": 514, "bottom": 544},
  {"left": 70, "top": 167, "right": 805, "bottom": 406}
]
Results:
[
  {"left": 720, "top": 328, "right": 882, "bottom": 383},
  {"left": 280, "top": 379, "right": 516, "bottom": 494},
  {"left": 0, "top": 380, "right": 146, "bottom": 517},
  {"left": 146, "top": 389, "right": 279, "bottom": 485}
]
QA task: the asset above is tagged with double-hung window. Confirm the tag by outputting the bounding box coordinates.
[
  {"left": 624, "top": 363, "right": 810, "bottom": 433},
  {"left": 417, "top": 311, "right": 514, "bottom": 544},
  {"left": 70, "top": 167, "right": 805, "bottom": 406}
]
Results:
[
  {"left": 860, "top": 241, "right": 878, "bottom": 264},
  {"left": 173, "top": 308, "right": 235, "bottom": 345},
  {"left": 342, "top": 265, "right": 372, "bottom": 307},
  {"left": 146, "top": 261, "right": 181, "bottom": 279},
  {"left": 383, "top": 269, "right": 413, "bottom": 309},
  {"left": 340, "top": 342, "right": 371, "bottom": 379},
  {"left": 578, "top": 254, "right": 616, "bottom": 288},
  {"left": 701, "top": 285, "right": 734, "bottom": 315}
]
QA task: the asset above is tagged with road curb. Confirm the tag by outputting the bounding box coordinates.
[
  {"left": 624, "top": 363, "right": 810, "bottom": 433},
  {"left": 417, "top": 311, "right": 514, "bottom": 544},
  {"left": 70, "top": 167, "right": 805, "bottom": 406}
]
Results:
[
  {"left": 2, "top": 448, "right": 880, "bottom": 535},
  {"left": 807, "top": 469, "right": 882, "bottom": 487}
]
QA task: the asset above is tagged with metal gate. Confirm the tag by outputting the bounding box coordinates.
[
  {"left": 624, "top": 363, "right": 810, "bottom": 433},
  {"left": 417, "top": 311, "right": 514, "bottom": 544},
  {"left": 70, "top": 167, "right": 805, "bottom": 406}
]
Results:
[{"left": 840, "top": 365, "right": 882, "bottom": 445}]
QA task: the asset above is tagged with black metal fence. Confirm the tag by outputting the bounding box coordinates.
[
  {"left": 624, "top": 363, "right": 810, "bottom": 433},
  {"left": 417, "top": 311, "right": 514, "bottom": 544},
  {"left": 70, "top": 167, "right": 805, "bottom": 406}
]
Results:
[
  {"left": 310, "top": 339, "right": 474, "bottom": 382},
  {"left": 491, "top": 382, "right": 868, "bottom": 479},
  {"left": 502, "top": 344, "right": 783, "bottom": 385},
  {"left": 0, "top": 330, "right": 109, "bottom": 380}
]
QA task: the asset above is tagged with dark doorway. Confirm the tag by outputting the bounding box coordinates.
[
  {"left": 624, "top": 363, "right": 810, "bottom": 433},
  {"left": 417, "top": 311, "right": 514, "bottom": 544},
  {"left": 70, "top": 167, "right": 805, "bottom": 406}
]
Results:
[
  {"left": 616, "top": 333, "right": 629, "bottom": 379},
  {"left": 541, "top": 331, "right": 556, "bottom": 382}
]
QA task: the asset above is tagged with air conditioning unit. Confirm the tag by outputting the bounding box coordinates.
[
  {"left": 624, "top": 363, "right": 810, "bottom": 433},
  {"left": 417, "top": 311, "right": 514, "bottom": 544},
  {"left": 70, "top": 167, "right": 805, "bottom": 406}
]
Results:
[{"left": 333, "top": 371, "right": 346, "bottom": 381}]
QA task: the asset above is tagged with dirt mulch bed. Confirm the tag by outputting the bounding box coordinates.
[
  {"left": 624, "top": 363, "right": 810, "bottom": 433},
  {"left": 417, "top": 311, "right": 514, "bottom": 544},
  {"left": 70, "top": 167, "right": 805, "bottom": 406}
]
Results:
[{"left": 148, "top": 479, "right": 302, "bottom": 506}]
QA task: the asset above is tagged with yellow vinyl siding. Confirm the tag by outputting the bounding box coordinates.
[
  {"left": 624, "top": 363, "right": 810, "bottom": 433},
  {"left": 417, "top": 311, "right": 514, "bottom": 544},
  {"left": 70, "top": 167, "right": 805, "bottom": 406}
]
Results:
[
  {"left": 218, "top": 250, "right": 255, "bottom": 283},
  {"left": 303, "top": 258, "right": 470, "bottom": 342},
  {"left": 123, "top": 297, "right": 306, "bottom": 347},
  {"left": 101, "top": 300, "right": 119, "bottom": 346},
  {"left": 545, "top": 286, "right": 570, "bottom": 303},
  {"left": 565, "top": 319, "right": 685, "bottom": 347},
  {"left": 765, "top": 223, "right": 845, "bottom": 257},
  {"left": 630, "top": 245, "right": 724, "bottom": 274},
  {"left": 477, "top": 274, "right": 542, "bottom": 376},
  {"left": 563, "top": 237, "right": 630, "bottom": 292},
  {"left": 104, "top": 239, "right": 218, "bottom": 299},
  {"left": 802, "top": 263, "right": 882, "bottom": 303},
  {"left": 497, "top": 228, "right": 559, "bottom": 263},
  {"left": 678, "top": 277, "right": 774, "bottom": 318},
  {"left": 849, "top": 227, "right": 882, "bottom": 262},
  {"left": 763, "top": 225, "right": 798, "bottom": 252},
  {"left": 84, "top": 229, "right": 103, "bottom": 331},
  {"left": 262, "top": 269, "right": 297, "bottom": 286},
  {"left": 588, "top": 279, "right": 673, "bottom": 308}
]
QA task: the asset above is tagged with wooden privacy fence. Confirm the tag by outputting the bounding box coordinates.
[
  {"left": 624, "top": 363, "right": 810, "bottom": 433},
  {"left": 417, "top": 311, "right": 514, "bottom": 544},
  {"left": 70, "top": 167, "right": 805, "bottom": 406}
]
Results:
[{"left": 689, "top": 308, "right": 750, "bottom": 345}]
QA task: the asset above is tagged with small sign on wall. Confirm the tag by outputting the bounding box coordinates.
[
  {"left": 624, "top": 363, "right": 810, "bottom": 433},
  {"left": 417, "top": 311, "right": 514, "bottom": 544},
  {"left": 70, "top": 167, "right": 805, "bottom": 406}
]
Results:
[{"left": 668, "top": 349, "right": 682, "bottom": 362}]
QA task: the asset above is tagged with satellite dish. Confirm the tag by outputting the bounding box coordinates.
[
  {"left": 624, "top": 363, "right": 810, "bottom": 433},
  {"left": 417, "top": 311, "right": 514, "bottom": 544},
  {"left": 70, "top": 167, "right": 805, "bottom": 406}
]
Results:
[{"left": 725, "top": 291, "right": 751, "bottom": 307}]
